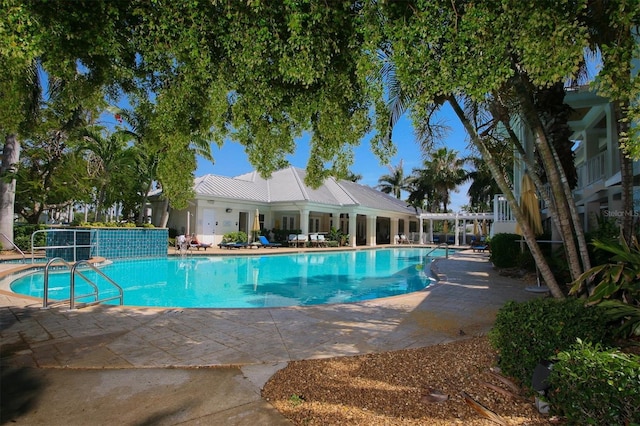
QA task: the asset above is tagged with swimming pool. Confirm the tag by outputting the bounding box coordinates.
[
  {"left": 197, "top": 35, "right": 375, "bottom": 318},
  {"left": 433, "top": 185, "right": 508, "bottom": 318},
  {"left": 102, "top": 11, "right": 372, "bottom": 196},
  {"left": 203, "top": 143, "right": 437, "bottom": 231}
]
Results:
[{"left": 9, "top": 248, "right": 446, "bottom": 308}]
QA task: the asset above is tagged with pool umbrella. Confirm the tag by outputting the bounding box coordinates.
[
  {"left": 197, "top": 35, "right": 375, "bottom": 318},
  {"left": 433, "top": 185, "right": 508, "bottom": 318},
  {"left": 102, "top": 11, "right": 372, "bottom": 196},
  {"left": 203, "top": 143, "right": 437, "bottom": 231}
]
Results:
[
  {"left": 482, "top": 219, "right": 488, "bottom": 236},
  {"left": 443, "top": 220, "right": 448, "bottom": 234},
  {"left": 473, "top": 219, "right": 478, "bottom": 236},
  {"left": 252, "top": 209, "right": 261, "bottom": 243},
  {"left": 515, "top": 174, "right": 543, "bottom": 236},
  {"left": 516, "top": 173, "right": 547, "bottom": 292}
]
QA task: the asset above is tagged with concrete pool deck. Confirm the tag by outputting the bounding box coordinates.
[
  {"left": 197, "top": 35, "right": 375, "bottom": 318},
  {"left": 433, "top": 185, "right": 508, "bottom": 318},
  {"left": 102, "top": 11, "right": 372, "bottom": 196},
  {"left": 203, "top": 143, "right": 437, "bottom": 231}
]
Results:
[{"left": 1, "top": 248, "right": 544, "bottom": 424}]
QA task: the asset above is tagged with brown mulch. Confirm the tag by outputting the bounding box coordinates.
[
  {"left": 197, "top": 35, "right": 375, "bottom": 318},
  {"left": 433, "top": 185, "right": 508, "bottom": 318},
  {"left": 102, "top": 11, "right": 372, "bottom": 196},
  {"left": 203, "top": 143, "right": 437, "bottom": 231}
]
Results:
[{"left": 262, "top": 336, "right": 555, "bottom": 425}]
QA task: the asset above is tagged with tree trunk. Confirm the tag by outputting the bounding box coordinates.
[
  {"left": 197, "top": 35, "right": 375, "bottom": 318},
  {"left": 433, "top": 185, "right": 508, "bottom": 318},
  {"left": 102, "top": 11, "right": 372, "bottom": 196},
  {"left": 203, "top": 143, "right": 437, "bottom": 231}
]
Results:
[
  {"left": 159, "top": 197, "right": 170, "bottom": 228},
  {"left": 449, "top": 97, "right": 565, "bottom": 299},
  {"left": 614, "top": 101, "right": 634, "bottom": 244},
  {"left": 137, "top": 179, "right": 153, "bottom": 224},
  {"left": 512, "top": 78, "right": 585, "bottom": 283},
  {"left": 0, "top": 134, "right": 21, "bottom": 250}
]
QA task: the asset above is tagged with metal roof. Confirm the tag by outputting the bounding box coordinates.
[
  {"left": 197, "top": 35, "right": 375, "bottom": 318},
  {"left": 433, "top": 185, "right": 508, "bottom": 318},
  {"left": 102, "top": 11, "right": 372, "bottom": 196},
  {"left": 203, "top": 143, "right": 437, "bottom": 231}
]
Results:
[{"left": 193, "top": 166, "right": 416, "bottom": 214}]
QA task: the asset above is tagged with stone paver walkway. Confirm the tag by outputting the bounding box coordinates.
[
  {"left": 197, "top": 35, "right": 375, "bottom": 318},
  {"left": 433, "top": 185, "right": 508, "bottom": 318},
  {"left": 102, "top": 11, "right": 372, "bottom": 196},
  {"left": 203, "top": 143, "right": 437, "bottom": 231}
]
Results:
[
  {"left": 1, "top": 250, "right": 541, "bottom": 369},
  {"left": 0, "top": 248, "right": 545, "bottom": 425}
]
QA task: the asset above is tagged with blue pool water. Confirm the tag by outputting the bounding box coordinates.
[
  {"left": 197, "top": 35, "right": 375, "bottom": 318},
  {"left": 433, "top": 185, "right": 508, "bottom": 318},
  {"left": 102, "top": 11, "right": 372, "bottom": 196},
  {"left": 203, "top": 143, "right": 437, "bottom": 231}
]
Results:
[{"left": 10, "top": 248, "right": 446, "bottom": 308}]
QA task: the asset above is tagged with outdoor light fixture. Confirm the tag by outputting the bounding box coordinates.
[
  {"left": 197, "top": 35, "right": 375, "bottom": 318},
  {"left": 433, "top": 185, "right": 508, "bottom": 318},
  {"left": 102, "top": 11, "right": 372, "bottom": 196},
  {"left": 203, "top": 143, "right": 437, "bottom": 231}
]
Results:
[{"left": 226, "top": 208, "right": 232, "bottom": 213}]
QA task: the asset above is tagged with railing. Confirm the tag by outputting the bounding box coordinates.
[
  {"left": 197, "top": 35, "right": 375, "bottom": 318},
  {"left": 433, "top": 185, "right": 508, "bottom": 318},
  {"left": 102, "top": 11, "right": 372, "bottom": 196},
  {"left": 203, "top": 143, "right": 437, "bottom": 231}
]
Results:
[
  {"left": 70, "top": 260, "right": 123, "bottom": 310},
  {"left": 493, "top": 195, "right": 515, "bottom": 222},
  {"left": 42, "top": 257, "right": 123, "bottom": 310},
  {"left": 42, "top": 257, "right": 83, "bottom": 308},
  {"left": 426, "top": 243, "right": 450, "bottom": 259},
  {"left": 586, "top": 151, "right": 606, "bottom": 185},
  {"left": 0, "top": 232, "right": 26, "bottom": 262},
  {"left": 31, "top": 228, "right": 95, "bottom": 263}
]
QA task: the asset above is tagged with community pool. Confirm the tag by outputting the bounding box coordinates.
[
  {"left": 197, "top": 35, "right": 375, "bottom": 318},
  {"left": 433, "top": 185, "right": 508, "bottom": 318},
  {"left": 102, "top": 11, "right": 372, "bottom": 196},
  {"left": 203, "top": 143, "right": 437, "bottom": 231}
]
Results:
[{"left": 9, "top": 248, "right": 446, "bottom": 308}]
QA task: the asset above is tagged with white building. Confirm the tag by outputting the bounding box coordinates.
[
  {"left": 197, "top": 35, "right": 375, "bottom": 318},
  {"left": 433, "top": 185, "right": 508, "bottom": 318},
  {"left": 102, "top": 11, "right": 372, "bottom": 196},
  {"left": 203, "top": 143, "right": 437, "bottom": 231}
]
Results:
[
  {"left": 150, "top": 166, "right": 424, "bottom": 247},
  {"left": 493, "top": 86, "right": 636, "bottom": 235}
]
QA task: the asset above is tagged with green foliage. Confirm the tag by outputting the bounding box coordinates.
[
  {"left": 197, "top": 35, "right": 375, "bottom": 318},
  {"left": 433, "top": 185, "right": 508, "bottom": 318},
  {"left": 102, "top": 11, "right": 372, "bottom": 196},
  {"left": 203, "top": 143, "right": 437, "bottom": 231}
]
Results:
[
  {"left": 12, "top": 224, "right": 46, "bottom": 250},
  {"left": 271, "top": 229, "right": 301, "bottom": 243},
  {"left": 585, "top": 212, "right": 620, "bottom": 265},
  {"left": 488, "top": 233, "right": 521, "bottom": 268},
  {"left": 571, "top": 237, "right": 640, "bottom": 337},
  {"left": 75, "top": 221, "right": 153, "bottom": 229},
  {"left": 327, "top": 227, "right": 350, "bottom": 246},
  {"left": 222, "top": 231, "right": 247, "bottom": 243},
  {"left": 488, "top": 298, "right": 611, "bottom": 386},
  {"left": 548, "top": 340, "right": 640, "bottom": 425}
]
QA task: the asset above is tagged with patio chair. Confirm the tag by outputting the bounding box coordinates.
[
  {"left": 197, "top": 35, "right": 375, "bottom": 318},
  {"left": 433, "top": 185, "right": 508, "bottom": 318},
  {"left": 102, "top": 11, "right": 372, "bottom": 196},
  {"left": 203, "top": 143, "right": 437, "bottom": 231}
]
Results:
[
  {"left": 432, "top": 236, "right": 440, "bottom": 244},
  {"left": 188, "top": 236, "right": 212, "bottom": 250},
  {"left": 317, "top": 234, "right": 327, "bottom": 247},
  {"left": 309, "top": 234, "right": 319, "bottom": 247},
  {"left": 258, "top": 235, "right": 282, "bottom": 248},
  {"left": 288, "top": 234, "right": 298, "bottom": 247},
  {"left": 296, "top": 234, "right": 308, "bottom": 248},
  {"left": 218, "top": 241, "right": 248, "bottom": 249},
  {"left": 399, "top": 234, "right": 410, "bottom": 244},
  {"left": 446, "top": 236, "right": 455, "bottom": 245}
]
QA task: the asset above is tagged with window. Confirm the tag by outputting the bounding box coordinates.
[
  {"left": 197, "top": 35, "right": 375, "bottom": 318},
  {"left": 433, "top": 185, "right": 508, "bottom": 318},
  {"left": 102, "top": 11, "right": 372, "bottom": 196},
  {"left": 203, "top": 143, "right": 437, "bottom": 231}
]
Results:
[
  {"left": 309, "top": 217, "right": 320, "bottom": 233},
  {"left": 282, "top": 216, "right": 295, "bottom": 230}
]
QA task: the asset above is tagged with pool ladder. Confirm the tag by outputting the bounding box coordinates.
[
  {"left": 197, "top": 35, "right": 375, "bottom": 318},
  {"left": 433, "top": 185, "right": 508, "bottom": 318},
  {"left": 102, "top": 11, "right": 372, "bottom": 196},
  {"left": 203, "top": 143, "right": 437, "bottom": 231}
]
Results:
[{"left": 42, "top": 257, "right": 124, "bottom": 310}]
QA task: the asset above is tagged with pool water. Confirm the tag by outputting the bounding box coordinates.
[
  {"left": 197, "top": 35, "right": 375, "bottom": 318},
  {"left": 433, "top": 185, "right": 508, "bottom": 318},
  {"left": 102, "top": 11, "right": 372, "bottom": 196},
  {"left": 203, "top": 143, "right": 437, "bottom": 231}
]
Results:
[{"left": 10, "top": 248, "right": 446, "bottom": 308}]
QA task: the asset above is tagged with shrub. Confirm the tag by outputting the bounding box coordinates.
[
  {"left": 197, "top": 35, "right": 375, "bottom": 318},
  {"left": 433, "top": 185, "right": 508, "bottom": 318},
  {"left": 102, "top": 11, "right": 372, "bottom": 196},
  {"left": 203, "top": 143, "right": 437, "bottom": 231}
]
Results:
[
  {"left": 548, "top": 340, "right": 640, "bottom": 425},
  {"left": 222, "top": 231, "right": 247, "bottom": 243},
  {"left": 488, "top": 298, "right": 611, "bottom": 386},
  {"left": 12, "top": 224, "right": 47, "bottom": 251},
  {"left": 489, "top": 233, "right": 521, "bottom": 268}
]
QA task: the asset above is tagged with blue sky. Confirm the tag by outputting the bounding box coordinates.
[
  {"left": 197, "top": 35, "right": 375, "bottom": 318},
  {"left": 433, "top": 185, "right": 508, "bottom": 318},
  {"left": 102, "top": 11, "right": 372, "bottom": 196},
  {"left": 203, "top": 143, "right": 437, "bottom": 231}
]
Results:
[{"left": 196, "top": 103, "right": 473, "bottom": 211}]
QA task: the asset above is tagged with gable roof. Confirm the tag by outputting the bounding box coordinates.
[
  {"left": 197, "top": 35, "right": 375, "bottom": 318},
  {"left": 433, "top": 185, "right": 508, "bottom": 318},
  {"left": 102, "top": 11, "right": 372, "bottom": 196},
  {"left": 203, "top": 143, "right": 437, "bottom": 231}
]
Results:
[{"left": 193, "top": 166, "right": 417, "bottom": 215}]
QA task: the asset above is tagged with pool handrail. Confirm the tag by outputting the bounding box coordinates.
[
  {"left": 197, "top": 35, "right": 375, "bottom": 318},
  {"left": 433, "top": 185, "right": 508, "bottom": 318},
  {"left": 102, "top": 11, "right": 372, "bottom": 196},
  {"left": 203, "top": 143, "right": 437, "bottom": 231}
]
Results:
[
  {"left": 0, "top": 232, "right": 26, "bottom": 262},
  {"left": 70, "top": 260, "right": 124, "bottom": 310},
  {"left": 42, "top": 257, "right": 124, "bottom": 310},
  {"left": 43, "top": 257, "right": 88, "bottom": 308},
  {"left": 426, "top": 243, "right": 450, "bottom": 259}
]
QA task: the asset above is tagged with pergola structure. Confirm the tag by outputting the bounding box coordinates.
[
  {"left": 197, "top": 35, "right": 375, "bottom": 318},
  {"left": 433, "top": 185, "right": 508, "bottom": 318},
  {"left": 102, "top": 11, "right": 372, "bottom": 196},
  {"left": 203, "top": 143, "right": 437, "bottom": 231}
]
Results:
[{"left": 417, "top": 212, "right": 493, "bottom": 246}]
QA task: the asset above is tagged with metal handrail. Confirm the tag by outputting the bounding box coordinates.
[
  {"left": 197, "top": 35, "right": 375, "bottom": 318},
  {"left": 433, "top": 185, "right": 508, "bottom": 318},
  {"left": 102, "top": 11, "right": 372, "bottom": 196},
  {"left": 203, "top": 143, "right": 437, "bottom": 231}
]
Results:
[
  {"left": 426, "top": 243, "right": 450, "bottom": 259},
  {"left": 0, "top": 232, "right": 27, "bottom": 262},
  {"left": 70, "top": 260, "right": 123, "bottom": 310},
  {"left": 43, "top": 257, "right": 101, "bottom": 309}
]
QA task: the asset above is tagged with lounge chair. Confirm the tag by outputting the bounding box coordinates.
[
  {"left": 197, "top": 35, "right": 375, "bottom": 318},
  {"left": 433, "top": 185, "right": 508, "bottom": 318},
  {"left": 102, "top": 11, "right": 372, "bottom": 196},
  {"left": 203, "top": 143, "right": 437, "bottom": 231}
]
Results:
[
  {"left": 317, "top": 234, "right": 327, "bottom": 247},
  {"left": 471, "top": 239, "right": 490, "bottom": 252},
  {"left": 432, "top": 236, "right": 440, "bottom": 244},
  {"left": 399, "top": 234, "right": 409, "bottom": 244},
  {"left": 287, "top": 234, "right": 298, "bottom": 247},
  {"left": 309, "top": 234, "right": 319, "bottom": 247},
  {"left": 218, "top": 241, "right": 248, "bottom": 249},
  {"left": 296, "top": 234, "right": 308, "bottom": 248},
  {"left": 446, "top": 236, "right": 455, "bottom": 245},
  {"left": 258, "top": 235, "right": 282, "bottom": 248},
  {"left": 189, "top": 237, "right": 212, "bottom": 250}
]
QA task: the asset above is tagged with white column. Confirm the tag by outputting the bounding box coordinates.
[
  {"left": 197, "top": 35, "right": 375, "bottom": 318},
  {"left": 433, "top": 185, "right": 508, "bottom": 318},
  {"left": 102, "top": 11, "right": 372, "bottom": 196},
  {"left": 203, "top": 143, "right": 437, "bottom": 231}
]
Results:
[
  {"left": 300, "top": 208, "right": 309, "bottom": 235},
  {"left": 391, "top": 218, "right": 399, "bottom": 245},
  {"left": 418, "top": 216, "right": 424, "bottom": 245},
  {"left": 454, "top": 214, "right": 460, "bottom": 246},
  {"left": 348, "top": 212, "right": 357, "bottom": 247},
  {"left": 368, "top": 215, "right": 377, "bottom": 246}
]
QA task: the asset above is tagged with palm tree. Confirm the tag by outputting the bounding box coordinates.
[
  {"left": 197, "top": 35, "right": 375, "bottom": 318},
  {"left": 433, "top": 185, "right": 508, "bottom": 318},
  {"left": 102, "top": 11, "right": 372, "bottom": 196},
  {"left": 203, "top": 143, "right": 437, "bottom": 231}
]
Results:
[
  {"left": 377, "top": 160, "right": 408, "bottom": 199},
  {"left": 422, "top": 148, "right": 468, "bottom": 212},
  {"left": 0, "top": 61, "right": 41, "bottom": 248},
  {"left": 466, "top": 155, "right": 510, "bottom": 211},
  {"left": 79, "top": 127, "right": 136, "bottom": 222}
]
